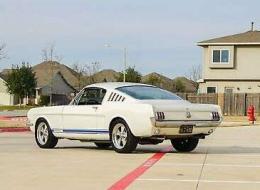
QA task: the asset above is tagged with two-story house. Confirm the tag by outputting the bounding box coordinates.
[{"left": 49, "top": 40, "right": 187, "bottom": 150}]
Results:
[{"left": 197, "top": 28, "right": 260, "bottom": 94}]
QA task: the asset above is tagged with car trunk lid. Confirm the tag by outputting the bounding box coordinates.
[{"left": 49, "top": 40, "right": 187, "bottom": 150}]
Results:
[{"left": 140, "top": 100, "right": 219, "bottom": 121}]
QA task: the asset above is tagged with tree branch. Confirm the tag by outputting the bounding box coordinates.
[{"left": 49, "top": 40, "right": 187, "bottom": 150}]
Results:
[{"left": 0, "top": 43, "right": 7, "bottom": 60}]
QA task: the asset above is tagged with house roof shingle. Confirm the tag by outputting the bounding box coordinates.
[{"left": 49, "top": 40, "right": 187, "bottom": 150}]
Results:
[
  {"left": 0, "top": 61, "right": 79, "bottom": 89},
  {"left": 33, "top": 61, "right": 79, "bottom": 89},
  {"left": 198, "top": 30, "right": 260, "bottom": 46},
  {"left": 41, "top": 71, "right": 76, "bottom": 92}
]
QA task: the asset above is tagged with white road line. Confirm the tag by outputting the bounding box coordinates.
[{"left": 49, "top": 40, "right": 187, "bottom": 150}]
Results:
[
  {"left": 225, "top": 154, "right": 260, "bottom": 157},
  {"left": 168, "top": 153, "right": 260, "bottom": 157},
  {"left": 155, "top": 163, "right": 260, "bottom": 168},
  {"left": 137, "top": 178, "right": 260, "bottom": 184}
]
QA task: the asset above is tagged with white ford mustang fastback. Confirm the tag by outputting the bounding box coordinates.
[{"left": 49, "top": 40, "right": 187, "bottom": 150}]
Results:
[{"left": 27, "top": 82, "right": 222, "bottom": 153}]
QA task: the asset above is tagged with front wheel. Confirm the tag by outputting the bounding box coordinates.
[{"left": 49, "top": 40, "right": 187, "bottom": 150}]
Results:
[
  {"left": 110, "top": 119, "right": 138, "bottom": 153},
  {"left": 171, "top": 138, "right": 199, "bottom": 152},
  {"left": 35, "top": 120, "right": 58, "bottom": 148}
]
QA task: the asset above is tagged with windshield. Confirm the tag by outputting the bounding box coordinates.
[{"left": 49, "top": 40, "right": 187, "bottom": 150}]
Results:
[{"left": 116, "top": 85, "right": 182, "bottom": 100}]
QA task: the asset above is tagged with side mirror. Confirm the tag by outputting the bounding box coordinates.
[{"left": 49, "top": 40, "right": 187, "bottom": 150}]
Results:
[{"left": 70, "top": 92, "right": 76, "bottom": 97}]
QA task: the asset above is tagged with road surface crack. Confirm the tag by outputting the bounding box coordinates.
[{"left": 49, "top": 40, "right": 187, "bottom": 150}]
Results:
[{"left": 196, "top": 148, "right": 208, "bottom": 190}]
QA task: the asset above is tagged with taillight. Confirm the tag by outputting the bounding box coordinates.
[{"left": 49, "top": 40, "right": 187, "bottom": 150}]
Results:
[
  {"left": 211, "top": 112, "right": 220, "bottom": 121},
  {"left": 155, "top": 112, "right": 165, "bottom": 121}
]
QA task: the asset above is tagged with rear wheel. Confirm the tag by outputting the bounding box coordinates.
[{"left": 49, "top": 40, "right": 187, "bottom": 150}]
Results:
[
  {"left": 110, "top": 119, "right": 138, "bottom": 153},
  {"left": 171, "top": 138, "right": 199, "bottom": 152},
  {"left": 35, "top": 120, "right": 58, "bottom": 148},
  {"left": 94, "top": 142, "right": 111, "bottom": 149}
]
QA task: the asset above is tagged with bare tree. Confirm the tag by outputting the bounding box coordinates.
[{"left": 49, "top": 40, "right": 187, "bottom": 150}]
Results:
[
  {"left": 71, "top": 62, "right": 87, "bottom": 90},
  {"left": 86, "top": 62, "right": 100, "bottom": 83},
  {"left": 0, "top": 43, "right": 7, "bottom": 60},
  {"left": 71, "top": 61, "right": 101, "bottom": 88},
  {"left": 88, "top": 62, "right": 100, "bottom": 74},
  {"left": 41, "top": 44, "right": 63, "bottom": 62},
  {"left": 187, "top": 64, "right": 202, "bottom": 82},
  {"left": 85, "top": 62, "right": 101, "bottom": 84},
  {"left": 186, "top": 64, "right": 202, "bottom": 90},
  {"left": 41, "top": 44, "right": 63, "bottom": 105}
]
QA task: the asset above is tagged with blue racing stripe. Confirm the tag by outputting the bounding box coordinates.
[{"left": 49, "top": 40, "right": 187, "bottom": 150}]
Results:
[{"left": 53, "top": 128, "right": 109, "bottom": 134}]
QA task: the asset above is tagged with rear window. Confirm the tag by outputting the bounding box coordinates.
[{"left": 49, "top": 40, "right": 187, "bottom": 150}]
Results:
[{"left": 116, "top": 85, "right": 182, "bottom": 100}]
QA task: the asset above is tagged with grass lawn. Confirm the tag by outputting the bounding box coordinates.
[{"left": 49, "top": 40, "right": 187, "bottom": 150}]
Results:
[{"left": 0, "top": 105, "right": 36, "bottom": 111}]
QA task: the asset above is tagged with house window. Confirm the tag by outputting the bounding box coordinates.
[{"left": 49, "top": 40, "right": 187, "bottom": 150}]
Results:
[
  {"left": 213, "top": 50, "right": 220, "bottom": 62},
  {"left": 207, "top": 87, "right": 216, "bottom": 94},
  {"left": 212, "top": 50, "right": 229, "bottom": 63}
]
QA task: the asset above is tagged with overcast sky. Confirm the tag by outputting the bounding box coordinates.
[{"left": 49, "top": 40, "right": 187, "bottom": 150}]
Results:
[{"left": 0, "top": 0, "right": 259, "bottom": 78}]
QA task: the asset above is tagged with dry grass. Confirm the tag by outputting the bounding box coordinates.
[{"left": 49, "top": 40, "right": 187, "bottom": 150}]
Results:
[
  {"left": 0, "top": 105, "right": 36, "bottom": 111},
  {"left": 0, "top": 120, "right": 26, "bottom": 128}
]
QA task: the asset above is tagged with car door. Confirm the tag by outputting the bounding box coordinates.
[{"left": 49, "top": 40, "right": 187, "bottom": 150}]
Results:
[{"left": 62, "top": 87, "right": 107, "bottom": 136}]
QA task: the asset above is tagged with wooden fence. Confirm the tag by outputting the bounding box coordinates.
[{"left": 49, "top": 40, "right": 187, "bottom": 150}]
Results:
[{"left": 177, "top": 93, "right": 260, "bottom": 116}]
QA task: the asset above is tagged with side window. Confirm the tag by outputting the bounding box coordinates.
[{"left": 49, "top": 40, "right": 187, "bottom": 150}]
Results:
[
  {"left": 77, "top": 88, "right": 106, "bottom": 105},
  {"left": 71, "top": 91, "right": 84, "bottom": 105}
]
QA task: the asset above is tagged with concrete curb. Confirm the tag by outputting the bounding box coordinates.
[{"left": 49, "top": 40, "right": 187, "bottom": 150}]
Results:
[{"left": 0, "top": 127, "right": 30, "bottom": 133}]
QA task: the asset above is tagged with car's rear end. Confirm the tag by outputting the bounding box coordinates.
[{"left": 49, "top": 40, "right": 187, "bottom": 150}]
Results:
[
  {"left": 147, "top": 100, "right": 222, "bottom": 138},
  {"left": 115, "top": 84, "right": 223, "bottom": 152}
]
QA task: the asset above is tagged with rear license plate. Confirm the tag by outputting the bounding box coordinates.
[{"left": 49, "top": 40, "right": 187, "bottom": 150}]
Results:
[{"left": 179, "top": 125, "right": 193, "bottom": 134}]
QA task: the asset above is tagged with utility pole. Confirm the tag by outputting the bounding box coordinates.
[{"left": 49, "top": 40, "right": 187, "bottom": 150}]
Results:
[
  {"left": 50, "top": 59, "right": 53, "bottom": 106},
  {"left": 123, "top": 47, "right": 127, "bottom": 82},
  {"left": 105, "top": 44, "right": 127, "bottom": 82}
]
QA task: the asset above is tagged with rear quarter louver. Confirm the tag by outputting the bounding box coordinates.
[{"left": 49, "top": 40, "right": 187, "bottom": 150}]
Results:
[{"left": 107, "top": 92, "right": 126, "bottom": 102}]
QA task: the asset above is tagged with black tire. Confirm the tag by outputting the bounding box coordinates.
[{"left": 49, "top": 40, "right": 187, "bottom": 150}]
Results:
[
  {"left": 171, "top": 138, "right": 199, "bottom": 152},
  {"left": 110, "top": 118, "right": 138, "bottom": 153},
  {"left": 35, "top": 119, "right": 58, "bottom": 149},
  {"left": 94, "top": 142, "right": 111, "bottom": 149}
]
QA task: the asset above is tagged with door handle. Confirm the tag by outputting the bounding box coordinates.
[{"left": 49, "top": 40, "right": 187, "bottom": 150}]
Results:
[{"left": 92, "top": 106, "right": 98, "bottom": 110}]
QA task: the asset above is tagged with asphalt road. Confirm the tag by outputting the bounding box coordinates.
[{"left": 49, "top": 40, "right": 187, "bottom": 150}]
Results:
[{"left": 1, "top": 126, "right": 260, "bottom": 190}]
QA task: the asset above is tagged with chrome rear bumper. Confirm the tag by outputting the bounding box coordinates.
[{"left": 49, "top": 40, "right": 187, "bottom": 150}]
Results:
[{"left": 151, "top": 116, "right": 223, "bottom": 128}]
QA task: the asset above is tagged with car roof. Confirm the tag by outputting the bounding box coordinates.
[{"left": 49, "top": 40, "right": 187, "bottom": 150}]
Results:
[{"left": 86, "top": 82, "right": 154, "bottom": 90}]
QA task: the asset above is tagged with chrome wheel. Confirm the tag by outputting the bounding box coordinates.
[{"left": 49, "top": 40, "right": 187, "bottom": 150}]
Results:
[
  {"left": 110, "top": 119, "right": 138, "bottom": 153},
  {"left": 35, "top": 119, "right": 58, "bottom": 149},
  {"left": 36, "top": 122, "right": 49, "bottom": 145},
  {"left": 112, "top": 123, "right": 128, "bottom": 149}
]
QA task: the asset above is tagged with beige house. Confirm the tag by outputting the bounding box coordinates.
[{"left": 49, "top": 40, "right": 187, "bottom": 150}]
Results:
[
  {"left": 35, "top": 71, "right": 76, "bottom": 105},
  {"left": 33, "top": 61, "right": 77, "bottom": 105},
  {"left": 0, "top": 77, "right": 16, "bottom": 105},
  {"left": 198, "top": 29, "right": 260, "bottom": 93}
]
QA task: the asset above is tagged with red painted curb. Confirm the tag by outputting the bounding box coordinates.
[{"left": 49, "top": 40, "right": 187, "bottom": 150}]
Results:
[
  {"left": 0, "top": 127, "right": 30, "bottom": 133},
  {"left": 108, "top": 146, "right": 172, "bottom": 190},
  {"left": 0, "top": 116, "right": 27, "bottom": 121}
]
